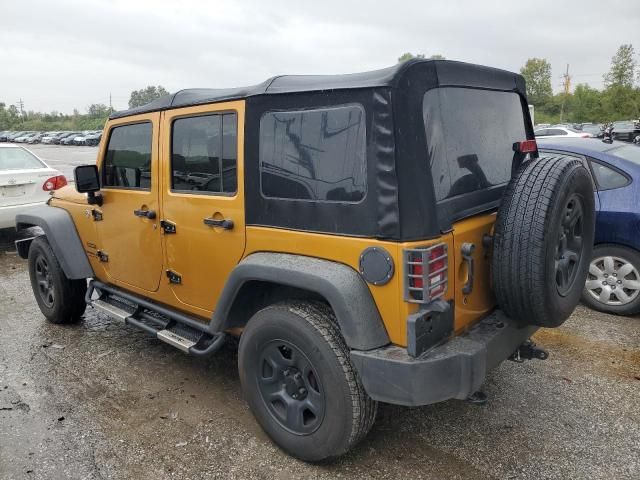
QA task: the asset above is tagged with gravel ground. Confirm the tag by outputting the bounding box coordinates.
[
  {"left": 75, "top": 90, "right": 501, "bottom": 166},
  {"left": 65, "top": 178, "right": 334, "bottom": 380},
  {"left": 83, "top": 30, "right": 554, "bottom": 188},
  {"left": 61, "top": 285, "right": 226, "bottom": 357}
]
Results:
[{"left": 0, "top": 146, "right": 639, "bottom": 479}]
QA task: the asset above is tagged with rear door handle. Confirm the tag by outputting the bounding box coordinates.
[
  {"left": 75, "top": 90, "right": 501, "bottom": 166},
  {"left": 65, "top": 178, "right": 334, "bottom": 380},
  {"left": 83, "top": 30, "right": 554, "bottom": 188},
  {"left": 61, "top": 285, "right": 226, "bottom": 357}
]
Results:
[
  {"left": 203, "top": 217, "right": 234, "bottom": 230},
  {"left": 133, "top": 209, "right": 156, "bottom": 219}
]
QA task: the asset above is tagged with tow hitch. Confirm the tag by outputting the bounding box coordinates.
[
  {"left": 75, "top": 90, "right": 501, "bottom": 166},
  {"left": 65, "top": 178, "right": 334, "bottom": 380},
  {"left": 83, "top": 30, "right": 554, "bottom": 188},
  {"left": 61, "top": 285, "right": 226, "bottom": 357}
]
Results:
[{"left": 509, "top": 340, "right": 549, "bottom": 363}]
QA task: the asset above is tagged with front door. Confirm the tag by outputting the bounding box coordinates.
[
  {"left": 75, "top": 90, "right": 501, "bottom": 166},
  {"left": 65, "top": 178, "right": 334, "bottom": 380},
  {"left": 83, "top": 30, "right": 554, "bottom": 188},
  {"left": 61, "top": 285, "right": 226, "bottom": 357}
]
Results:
[
  {"left": 160, "top": 101, "right": 246, "bottom": 313},
  {"left": 95, "top": 113, "right": 163, "bottom": 292}
]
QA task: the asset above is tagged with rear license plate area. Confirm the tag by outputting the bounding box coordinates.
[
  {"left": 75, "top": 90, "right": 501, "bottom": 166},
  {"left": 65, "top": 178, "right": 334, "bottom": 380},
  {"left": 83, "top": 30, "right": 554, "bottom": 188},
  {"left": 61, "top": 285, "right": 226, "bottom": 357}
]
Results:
[{"left": 0, "top": 185, "right": 27, "bottom": 197}]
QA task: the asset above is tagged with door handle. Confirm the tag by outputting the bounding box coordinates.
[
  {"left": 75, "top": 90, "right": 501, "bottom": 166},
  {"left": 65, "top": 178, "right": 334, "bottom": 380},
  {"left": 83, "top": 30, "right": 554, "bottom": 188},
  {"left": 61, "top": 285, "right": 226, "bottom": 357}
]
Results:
[
  {"left": 203, "top": 217, "right": 234, "bottom": 230},
  {"left": 133, "top": 209, "right": 156, "bottom": 219}
]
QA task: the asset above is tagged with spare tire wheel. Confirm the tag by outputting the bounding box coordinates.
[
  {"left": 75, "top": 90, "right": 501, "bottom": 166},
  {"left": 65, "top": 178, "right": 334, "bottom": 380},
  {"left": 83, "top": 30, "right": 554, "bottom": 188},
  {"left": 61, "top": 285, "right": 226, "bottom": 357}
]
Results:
[{"left": 491, "top": 156, "right": 595, "bottom": 327}]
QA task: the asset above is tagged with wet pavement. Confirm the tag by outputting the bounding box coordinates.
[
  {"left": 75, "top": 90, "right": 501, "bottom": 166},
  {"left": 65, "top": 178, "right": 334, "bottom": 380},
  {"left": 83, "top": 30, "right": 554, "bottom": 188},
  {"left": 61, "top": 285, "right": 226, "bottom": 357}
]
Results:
[{"left": 1, "top": 230, "right": 639, "bottom": 479}]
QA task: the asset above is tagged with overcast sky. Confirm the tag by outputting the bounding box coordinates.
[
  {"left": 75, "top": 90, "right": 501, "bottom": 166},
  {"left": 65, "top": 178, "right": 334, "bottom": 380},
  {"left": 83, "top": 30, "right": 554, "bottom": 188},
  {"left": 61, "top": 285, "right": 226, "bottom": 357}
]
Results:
[{"left": 1, "top": 0, "right": 638, "bottom": 114}]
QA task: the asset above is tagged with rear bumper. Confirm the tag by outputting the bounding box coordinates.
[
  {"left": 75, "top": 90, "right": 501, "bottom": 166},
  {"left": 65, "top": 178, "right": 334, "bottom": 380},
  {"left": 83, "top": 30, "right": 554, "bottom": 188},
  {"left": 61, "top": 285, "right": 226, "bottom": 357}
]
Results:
[
  {"left": 351, "top": 310, "right": 537, "bottom": 407},
  {"left": 0, "top": 201, "right": 47, "bottom": 229}
]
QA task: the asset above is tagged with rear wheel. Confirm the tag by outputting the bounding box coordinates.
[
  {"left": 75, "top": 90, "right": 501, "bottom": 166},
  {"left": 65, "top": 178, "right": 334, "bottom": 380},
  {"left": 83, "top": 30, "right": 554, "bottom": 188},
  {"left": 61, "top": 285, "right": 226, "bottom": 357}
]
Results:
[
  {"left": 582, "top": 244, "right": 640, "bottom": 315},
  {"left": 28, "top": 236, "right": 87, "bottom": 324},
  {"left": 238, "top": 301, "right": 377, "bottom": 461}
]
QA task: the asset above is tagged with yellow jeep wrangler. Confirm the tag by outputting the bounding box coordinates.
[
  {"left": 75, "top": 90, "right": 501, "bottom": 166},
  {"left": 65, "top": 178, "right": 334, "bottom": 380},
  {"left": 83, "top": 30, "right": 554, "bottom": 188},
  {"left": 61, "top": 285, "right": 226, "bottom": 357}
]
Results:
[{"left": 16, "top": 59, "right": 595, "bottom": 461}]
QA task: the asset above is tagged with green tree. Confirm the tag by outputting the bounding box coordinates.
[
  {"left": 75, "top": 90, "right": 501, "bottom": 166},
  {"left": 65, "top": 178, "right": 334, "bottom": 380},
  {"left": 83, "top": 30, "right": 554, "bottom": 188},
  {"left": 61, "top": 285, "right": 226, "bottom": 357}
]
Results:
[
  {"left": 128, "top": 85, "right": 169, "bottom": 108},
  {"left": 604, "top": 44, "right": 637, "bottom": 88},
  {"left": 87, "top": 103, "right": 111, "bottom": 118},
  {"left": 397, "top": 52, "right": 445, "bottom": 63},
  {"left": 520, "top": 58, "right": 553, "bottom": 105},
  {"left": 571, "top": 84, "right": 602, "bottom": 123},
  {"left": 398, "top": 52, "right": 424, "bottom": 63}
]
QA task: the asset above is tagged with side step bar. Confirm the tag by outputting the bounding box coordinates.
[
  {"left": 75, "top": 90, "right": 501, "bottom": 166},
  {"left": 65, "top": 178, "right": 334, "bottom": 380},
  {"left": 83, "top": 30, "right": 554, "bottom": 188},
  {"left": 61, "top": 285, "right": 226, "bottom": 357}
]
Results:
[{"left": 86, "top": 280, "right": 227, "bottom": 357}]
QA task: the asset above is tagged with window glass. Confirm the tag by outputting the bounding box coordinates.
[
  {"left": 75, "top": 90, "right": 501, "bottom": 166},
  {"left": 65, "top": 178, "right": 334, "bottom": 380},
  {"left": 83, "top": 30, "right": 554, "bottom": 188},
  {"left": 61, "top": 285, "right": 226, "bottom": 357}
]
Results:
[
  {"left": 423, "top": 88, "right": 528, "bottom": 201},
  {"left": 549, "top": 129, "right": 567, "bottom": 136},
  {"left": 260, "top": 104, "right": 366, "bottom": 202},
  {"left": 102, "top": 122, "right": 152, "bottom": 189},
  {"left": 171, "top": 113, "right": 237, "bottom": 194},
  {"left": 0, "top": 147, "right": 45, "bottom": 170},
  {"left": 535, "top": 129, "right": 549, "bottom": 136},
  {"left": 589, "top": 160, "right": 629, "bottom": 190}
]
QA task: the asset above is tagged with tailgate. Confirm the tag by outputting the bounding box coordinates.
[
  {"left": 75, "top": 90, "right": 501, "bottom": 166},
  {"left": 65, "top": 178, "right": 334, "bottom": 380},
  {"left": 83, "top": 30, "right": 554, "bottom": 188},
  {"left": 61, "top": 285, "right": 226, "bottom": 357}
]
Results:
[{"left": 451, "top": 213, "right": 497, "bottom": 332}]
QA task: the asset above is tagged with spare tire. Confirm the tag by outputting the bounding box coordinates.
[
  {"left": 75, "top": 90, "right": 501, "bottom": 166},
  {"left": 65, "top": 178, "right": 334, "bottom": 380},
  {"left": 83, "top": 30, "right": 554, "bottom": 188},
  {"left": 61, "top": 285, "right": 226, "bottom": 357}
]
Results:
[{"left": 492, "top": 156, "right": 595, "bottom": 327}]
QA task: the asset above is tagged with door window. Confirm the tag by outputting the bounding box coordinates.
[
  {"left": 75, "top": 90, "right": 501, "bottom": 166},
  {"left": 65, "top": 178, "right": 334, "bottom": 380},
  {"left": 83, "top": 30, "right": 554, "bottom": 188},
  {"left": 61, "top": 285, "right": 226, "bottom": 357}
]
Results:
[
  {"left": 102, "top": 122, "right": 152, "bottom": 189},
  {"left": 171, "top": 113, "right": 238, "bottom": 194}
]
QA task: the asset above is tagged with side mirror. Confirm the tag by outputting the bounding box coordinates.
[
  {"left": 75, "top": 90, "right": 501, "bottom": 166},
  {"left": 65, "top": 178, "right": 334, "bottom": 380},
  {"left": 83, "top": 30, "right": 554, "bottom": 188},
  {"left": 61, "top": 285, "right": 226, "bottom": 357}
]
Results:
[{"left": 74, "top": 165, "right": 103, "bottom": 206}]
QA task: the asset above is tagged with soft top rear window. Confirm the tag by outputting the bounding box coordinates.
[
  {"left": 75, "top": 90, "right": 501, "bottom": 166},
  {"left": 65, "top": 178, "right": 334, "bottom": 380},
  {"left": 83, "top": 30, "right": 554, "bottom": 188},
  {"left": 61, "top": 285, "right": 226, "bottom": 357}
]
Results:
[{"left": 423, "top": 88, "right": 528, "bottom": 202}]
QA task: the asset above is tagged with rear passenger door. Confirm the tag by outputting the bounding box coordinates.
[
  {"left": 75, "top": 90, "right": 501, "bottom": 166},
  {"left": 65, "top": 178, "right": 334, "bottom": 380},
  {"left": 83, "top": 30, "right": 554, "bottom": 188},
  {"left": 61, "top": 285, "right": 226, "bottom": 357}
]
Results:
[{"left": 160, "top": 101, "right": 246, "bottom": 314}]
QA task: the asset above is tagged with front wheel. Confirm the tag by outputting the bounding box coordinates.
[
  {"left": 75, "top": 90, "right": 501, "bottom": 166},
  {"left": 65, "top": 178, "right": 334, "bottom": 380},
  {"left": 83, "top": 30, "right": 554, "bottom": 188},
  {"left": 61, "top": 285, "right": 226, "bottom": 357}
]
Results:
[
  {"left": 582, "top": 244, "right": 640, "bottom": 315},
  {"left": 238, "top": 301, "right": 377, "bottom": 461},
  {"left": 28, "top": 236, "right": 87, "bottom": 324}
]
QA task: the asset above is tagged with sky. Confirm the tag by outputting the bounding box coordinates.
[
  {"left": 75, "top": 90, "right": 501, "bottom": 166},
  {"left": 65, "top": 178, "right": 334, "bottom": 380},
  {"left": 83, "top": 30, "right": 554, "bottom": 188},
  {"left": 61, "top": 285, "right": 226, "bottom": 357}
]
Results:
[{"left": 1, "top": 0, "right": 638, "bottom": 114}]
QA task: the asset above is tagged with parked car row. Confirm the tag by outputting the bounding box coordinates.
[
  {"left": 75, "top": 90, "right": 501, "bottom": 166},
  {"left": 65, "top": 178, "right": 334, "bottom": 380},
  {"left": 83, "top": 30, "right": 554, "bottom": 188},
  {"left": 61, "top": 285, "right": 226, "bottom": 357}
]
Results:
[
  {"left": 0, "top": 130, "right": 103, "bottom": 146},
  {"left": 534, "top": 120, "right": 640, "bottom": 142}
]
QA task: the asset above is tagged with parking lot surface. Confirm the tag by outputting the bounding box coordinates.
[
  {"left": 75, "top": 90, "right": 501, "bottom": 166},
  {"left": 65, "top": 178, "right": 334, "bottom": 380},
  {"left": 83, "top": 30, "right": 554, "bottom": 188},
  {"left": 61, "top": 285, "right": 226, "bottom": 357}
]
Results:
[
  {"left": 26, "top": 144, "right": 99, "bottom": 179},
  {"left": 1, "top": 147, "right": 639, "bottom": 479}
]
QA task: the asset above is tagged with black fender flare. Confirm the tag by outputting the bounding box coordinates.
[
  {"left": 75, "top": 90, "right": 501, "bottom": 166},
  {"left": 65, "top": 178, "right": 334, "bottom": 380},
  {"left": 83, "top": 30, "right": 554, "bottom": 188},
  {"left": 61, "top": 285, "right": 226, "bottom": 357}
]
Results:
[
  {"left": 16, "top": 206, "right": 93, "bottom": 280},
  {"left": 210, "top": 252, "right": 390, "bottom": 351}
]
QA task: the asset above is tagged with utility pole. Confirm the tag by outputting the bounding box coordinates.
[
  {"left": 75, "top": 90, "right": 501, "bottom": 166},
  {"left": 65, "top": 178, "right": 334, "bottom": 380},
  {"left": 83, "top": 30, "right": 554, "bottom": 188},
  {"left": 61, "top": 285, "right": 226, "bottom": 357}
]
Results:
[
  {"left": 559, "top": 64, "right": 571, "bottom": 123},
  {"left": 16, "top": 98, "right": 24, "bottom": 117},
  {"left": 109, "top": 92, "right": 113, "bottom": 112}
]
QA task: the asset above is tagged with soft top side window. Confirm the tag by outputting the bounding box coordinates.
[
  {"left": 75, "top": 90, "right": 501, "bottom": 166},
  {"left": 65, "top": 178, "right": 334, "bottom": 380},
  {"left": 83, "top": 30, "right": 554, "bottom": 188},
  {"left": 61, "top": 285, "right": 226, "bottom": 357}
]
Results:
[
  {"left": 259, "top": 104, "right": 367, "bottom": 203},
  {"left": 102, "top": 122, "right": 152, "bottom": 190}
]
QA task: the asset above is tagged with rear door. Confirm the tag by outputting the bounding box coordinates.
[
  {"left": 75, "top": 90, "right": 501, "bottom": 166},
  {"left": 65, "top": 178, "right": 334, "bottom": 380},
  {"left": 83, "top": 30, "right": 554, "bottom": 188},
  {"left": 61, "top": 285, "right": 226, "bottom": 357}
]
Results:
[
  {"left": 94, "top": 113, "right": 163, "bottom": 292},
  {"left": 160, "top": 101, "right": 246, "bottom": 314}
]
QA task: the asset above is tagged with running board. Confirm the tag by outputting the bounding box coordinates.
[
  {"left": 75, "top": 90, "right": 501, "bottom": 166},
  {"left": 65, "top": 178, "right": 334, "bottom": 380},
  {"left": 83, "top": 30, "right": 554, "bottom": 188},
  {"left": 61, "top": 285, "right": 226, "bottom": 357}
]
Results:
[
  {"left": 157, "top": 329, "right": 197, "bottom": 353},
  {"left": 92, "top": 299, "right": 131, "bottom": 322},
  {"left": 87, "top": 280, "right": 227, "bottom": 358}
]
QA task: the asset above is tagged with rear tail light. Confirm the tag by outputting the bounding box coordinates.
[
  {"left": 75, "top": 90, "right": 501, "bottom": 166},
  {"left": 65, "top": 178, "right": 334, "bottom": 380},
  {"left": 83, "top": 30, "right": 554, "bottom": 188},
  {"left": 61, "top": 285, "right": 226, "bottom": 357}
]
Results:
[
  {"left": 404, "top": 243, "right": 448, "bottom": 303},
  {"left": 580, "top": 133, "right": 591, "bottom": 138},
  {"left": 42, "top": 175, "right": 68, "bottom": 191},
  {"left": 516, "top": 139, "right": 538, "bottom": 153}
]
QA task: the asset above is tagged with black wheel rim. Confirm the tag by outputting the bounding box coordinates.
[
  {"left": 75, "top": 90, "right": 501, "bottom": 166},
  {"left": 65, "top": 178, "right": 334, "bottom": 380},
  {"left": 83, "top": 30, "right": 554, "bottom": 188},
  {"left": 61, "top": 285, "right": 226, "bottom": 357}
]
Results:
[
  {"left": 256, "top": 339, "right": 325, "bottom": 435},
  {"left": 555, "top": 194, "right": 584, "bottom": 296},
  {"left": 34, "top": 254, "right": 55, "bottom": 308}
]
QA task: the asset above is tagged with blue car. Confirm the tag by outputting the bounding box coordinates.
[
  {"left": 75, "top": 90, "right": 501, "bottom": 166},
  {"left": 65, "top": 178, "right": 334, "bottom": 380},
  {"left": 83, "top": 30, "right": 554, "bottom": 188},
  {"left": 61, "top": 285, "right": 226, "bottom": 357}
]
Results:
[{"left": 538, "top": 138, "right": 640, "bottom": 315}]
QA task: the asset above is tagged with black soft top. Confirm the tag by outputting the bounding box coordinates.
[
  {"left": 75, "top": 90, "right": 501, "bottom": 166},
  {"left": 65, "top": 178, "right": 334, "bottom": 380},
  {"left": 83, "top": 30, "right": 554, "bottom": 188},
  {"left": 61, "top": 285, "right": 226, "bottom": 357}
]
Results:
[{"left": 110, "top": 59, "right": 526, "bottom": 119}]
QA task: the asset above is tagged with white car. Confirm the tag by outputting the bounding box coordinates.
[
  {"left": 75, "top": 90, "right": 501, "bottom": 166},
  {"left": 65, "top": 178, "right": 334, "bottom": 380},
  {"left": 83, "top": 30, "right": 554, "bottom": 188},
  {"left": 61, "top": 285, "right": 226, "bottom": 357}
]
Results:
[
  {"left": 534, "top": 127, "right": 591, "bottom": 138},
  {"left": 0, "top": 144, "right": 67, "bottom": 229},
  {"left": 40, "top": 132, "right": 61, "bottom": 144}
]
